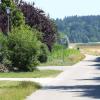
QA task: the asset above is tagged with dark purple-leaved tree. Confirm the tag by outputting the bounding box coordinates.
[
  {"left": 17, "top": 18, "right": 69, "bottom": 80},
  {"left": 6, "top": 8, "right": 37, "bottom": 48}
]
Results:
[
  {"left": 0, "top": 8, "right": 8, "bottom": 35},
  {"left": 19, "top": 2, "right": 57, "bottom": 51}
]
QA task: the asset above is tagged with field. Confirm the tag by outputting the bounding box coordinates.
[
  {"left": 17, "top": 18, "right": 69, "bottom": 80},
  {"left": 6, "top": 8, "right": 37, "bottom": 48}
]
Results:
[
  {"left": 0, "top": 81, "right": 41, "bottom": 100},
  {"left": 0, "top": 70, "right": 61, "bottom": 78},
  {"left": 77, "top": 43, "right": 100, "bottom": 56},
  {"left": 40, "top": 45, "right": 85, "bottom": 66}
]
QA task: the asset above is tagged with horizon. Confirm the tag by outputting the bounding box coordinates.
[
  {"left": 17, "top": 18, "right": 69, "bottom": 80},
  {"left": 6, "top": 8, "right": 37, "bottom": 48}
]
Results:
[{"left": 56, "top": 15, "right": 100, "bottom": 20}]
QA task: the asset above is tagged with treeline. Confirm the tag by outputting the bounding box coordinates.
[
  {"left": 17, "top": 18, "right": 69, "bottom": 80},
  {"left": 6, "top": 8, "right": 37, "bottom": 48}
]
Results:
[{"left": 55, "top": 16, "right": 100, "bottom": 43}]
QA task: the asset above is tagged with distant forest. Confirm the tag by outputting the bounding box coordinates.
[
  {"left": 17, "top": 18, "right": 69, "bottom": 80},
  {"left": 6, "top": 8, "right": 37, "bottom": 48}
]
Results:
[{"left": 55, "top": 16, "right": 100, "bottom": 43}]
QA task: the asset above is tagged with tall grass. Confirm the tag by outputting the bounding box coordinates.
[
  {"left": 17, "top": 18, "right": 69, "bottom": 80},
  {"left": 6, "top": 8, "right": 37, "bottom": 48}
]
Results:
[
  {"left": 0, "top": 81, "right": 41, "bottom": 100},
  {"left": 40, "top": 44, "right": 85, "bottom": 66}
]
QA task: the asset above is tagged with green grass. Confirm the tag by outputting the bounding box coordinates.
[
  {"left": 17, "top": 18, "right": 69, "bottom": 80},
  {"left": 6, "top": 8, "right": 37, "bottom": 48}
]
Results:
[
  {"left": 0, "top": 70, "right": 62, "bottom": 78},
  {"left": 0, "top": 81, "right": 41, "bottom": 100},
  {"left": 40, "top": 46, "right": 85, "bottom": 66}
]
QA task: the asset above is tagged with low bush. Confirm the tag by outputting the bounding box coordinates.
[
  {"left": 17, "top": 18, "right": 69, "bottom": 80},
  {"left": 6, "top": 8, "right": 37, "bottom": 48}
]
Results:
[{"left": 0, "top": 26, "right": 48, "bottom": 72}]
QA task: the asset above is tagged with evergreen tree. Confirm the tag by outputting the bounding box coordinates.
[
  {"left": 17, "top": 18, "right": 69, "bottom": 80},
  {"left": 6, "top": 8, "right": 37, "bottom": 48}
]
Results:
[{"left": 55, "top": 16, "right": 100, "bottom": 43}]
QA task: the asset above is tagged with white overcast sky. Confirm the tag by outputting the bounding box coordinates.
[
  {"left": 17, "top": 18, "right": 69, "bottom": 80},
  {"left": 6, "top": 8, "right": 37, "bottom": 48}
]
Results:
[{"left": 24, "top": 0, "right": 100, "bottom": 19}]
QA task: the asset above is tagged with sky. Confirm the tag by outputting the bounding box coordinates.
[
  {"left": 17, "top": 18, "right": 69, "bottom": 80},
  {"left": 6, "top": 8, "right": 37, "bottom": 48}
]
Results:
[{"left": 24, "top": 0, "right": 100, "bottom": 19}]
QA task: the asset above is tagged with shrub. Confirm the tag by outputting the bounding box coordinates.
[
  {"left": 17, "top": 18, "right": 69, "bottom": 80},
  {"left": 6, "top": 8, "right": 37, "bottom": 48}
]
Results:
[
  {"left": 38, "top": 44, "right": 48, "bottom": 63},
  {"left": 0, "top": 26, "right": 47, "bottom": 72}
]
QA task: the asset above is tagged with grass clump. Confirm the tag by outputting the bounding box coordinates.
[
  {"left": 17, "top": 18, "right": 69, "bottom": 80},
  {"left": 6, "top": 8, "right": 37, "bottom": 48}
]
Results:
[{"left": 0, "top": 81, "right": 41, "bottom": 100}]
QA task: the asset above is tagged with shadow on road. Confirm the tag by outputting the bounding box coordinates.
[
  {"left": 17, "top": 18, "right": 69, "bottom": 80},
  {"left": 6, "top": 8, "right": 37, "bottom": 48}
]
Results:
[
  {"left": 87, "top": 57, "right": 100, "bottom": 69},
  {"left": 92, "top": 64, "right": 100, "bottom": 70},
  {"left": 94, "top": 57, "right": 100, "bottom": 62},
  {"left": 43, "top": 84, "right": 100, "bottom": 99},
  {"left": 84, "top": 57, "right": 100, "bottom": 63},
  {"left": 77, "top": 77, "right": 100, "bottom": 81}
]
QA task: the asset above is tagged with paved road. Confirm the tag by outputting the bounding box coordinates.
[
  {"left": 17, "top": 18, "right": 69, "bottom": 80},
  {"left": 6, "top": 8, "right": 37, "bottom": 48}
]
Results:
[
  {"left": 26, "top": 55, "right": 100, "bottom": 100},
  {"left": 38, "top": 66, "right": 71, "bottom": 71},
  {"left": 0, "top": 78, "right": 53, "bottom": 86}
]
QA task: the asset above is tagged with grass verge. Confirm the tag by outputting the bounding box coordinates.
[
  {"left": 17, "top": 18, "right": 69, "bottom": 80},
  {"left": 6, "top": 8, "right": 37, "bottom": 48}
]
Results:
[
  {"left": 77, "top": 43, "right": 100, "bottom": 56},
  {"left": 0, "top": 70, "right": 62, "bottom": 78},
  {"left": 0, "top": 81, "right": 41, "bottom": 100}
]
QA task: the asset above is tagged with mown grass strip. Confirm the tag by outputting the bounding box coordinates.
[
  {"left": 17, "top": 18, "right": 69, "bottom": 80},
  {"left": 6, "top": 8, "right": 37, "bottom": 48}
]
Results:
[
  {"left": 0, "top": 70, "right": 62, "bottom": 78},
  {"left": 0, "top": 81, "right": 41, "bottom": 100}
]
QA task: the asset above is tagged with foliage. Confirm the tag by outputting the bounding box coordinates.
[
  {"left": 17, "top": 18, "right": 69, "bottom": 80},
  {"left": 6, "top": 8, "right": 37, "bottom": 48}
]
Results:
[
  {"left": 0, "top": 27, "right": 46, "bottom": 71},
  {"left": 55, "top": 16, "right": 100, "bottom": 43},
  {"left": 0, "top": 81, "right": 41, "bottom": 100},
  {"left": 0, "top": 0, "right": 25, "bottom": 34},
  {"left": 19, "top": 2, "right": 57, "bottom": 51},
  {"left": 11, "top": 9, "right": 25, "bottom": 27},
  {"left": 38, "top": 44, "right": 48, "bottom": 63},
  {"left": 14, "top": 0, "right": 22, "bottom": 5},
  {"left": 0, "top": 1, "right": 57, "bottom": 51}
]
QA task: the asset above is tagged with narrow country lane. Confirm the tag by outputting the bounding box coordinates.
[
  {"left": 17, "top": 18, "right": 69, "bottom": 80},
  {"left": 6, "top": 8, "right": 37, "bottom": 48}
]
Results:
[{"left": 26, "top": 55, "right": 100, "bottom": 100}]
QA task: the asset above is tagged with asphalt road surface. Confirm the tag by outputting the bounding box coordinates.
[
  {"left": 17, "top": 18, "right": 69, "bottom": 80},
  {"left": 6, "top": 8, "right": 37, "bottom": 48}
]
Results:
[{"left": 26, "top": 55, "right": 100, "bottom": 100}]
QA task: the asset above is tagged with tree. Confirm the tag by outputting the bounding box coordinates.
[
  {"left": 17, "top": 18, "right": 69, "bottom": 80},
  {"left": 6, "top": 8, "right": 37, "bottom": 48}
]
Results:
[
  {"left": 55, "top": 16, "right": 100, "bottom": 43},
  {"left": 19, "top": 2, "right": 57, "bottom": 51},
  {"left": 14, "top": 0, "right": 23, "bottom": 6},
  {"left": 0, "top": 0, "right": 58, "bottom": 51}
]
